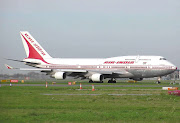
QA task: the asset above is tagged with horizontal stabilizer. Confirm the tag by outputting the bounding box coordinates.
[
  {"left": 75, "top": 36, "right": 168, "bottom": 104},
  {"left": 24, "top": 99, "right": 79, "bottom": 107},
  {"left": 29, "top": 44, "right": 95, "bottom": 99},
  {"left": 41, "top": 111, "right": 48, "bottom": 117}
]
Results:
[
  {"left": 6, "top": 58, "right": 25, "bottom": 63},
  {"left": 5, "top": 64, "right": 14, "bottom": 69},
  {"left": 6, "top": 58, "right": 40, "bottom": 65},
  {"left": 5, "top": 64, "right": 51, "bottom": 71}
]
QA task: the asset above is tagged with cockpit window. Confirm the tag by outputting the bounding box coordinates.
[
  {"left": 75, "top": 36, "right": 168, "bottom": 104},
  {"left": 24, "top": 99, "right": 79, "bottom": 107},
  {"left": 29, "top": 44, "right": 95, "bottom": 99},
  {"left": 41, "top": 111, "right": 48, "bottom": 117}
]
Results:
[{"left": 160, "top": 58, "right": 166, "bottom": 60}]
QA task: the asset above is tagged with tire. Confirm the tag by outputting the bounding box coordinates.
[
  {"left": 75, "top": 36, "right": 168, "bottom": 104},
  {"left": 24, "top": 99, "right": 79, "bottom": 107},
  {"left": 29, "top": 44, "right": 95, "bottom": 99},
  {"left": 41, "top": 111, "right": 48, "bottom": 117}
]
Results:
[
  {"left": 113, "top": 81, "right": 116, "bottom": 83},
  {"left": 108, "top": 80, "right": 112, "bottom": 83},
  {"left": 89, "top": 80, "right": 93, "bottom": 83}
]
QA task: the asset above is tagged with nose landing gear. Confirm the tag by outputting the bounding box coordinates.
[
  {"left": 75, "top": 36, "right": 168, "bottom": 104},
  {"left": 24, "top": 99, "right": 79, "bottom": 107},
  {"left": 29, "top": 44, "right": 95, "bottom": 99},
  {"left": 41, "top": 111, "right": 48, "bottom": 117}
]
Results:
[{"left": 156, "top": 77, "right": 161, "bottom": 84}]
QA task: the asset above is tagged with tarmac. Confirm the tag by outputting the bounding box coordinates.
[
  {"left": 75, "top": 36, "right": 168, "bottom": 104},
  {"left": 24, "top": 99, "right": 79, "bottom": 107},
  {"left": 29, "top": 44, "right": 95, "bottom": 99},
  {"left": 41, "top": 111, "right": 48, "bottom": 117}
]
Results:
[{"left": 1, "top": 84, "right": 180, "bottom": 88}]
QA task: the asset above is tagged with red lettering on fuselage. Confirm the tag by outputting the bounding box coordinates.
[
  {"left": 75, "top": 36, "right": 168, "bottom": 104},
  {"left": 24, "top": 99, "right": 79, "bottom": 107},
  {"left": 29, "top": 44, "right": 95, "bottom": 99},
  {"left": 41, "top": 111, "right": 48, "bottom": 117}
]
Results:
[
  {"left": 104, "top": 61, "right": 134, "bottom": 64},
  {"left": 104, "top": 61, "right": 115, "bottom": 64}
]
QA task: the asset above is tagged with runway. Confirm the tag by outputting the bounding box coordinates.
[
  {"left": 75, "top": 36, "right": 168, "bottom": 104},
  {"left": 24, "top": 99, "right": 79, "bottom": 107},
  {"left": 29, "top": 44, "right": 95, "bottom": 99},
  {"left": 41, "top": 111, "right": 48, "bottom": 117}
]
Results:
[{"left": 1, "top": 84, "right": 180, "bottom": 88}]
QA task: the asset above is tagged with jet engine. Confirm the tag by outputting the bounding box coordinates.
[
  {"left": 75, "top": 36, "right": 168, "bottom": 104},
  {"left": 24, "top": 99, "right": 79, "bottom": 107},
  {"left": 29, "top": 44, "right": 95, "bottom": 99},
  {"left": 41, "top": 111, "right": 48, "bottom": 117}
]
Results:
[
  {"left": 90, "top": 73, "right": 104, "bottom": 82},
  {"left": 52, "top": 72, "right": 66, "bottom": 80}
]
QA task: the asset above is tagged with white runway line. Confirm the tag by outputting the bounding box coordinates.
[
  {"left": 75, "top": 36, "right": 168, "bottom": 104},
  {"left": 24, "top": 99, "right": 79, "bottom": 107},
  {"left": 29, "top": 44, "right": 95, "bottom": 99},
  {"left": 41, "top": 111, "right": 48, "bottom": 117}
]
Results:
[
  {"left": 108, "top": 94, "right": 156, "bottom": 96},
  {"left": 42, "top": 94, "right": 101, "bottom": 96},
  {"left": 42, "top": 93, "right": 159, "bottom": 96},
  {"left": 2, "top": 84, "right": 180, "bottom": 88},
  {"left": 75, "top": 89, "right": 161, "bottom": 91}
]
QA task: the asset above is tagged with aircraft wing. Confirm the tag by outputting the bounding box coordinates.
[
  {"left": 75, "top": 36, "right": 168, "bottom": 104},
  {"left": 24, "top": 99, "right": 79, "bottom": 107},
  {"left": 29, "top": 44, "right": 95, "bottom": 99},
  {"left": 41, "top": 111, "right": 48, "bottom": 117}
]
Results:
[
  {"left": 113, "top": 71, "right": 130, "bottom": 75},
  {"left": 57, "top": 69, "right": 87, "bottom": 73},
  {"left": 5, "top": 64, "right": 87, "bottom": 72},
  {"left": 5, "top": 64, "right": 126, "bottom": 74},
  {"left": 5, "top": 64, "right": 130, "bottom": 79},
  {"left": 88, "top": 70, "right": 129, "bottom": 75},
  {"left": 67, "top": 70, "right": 130, "bottom": 79}
]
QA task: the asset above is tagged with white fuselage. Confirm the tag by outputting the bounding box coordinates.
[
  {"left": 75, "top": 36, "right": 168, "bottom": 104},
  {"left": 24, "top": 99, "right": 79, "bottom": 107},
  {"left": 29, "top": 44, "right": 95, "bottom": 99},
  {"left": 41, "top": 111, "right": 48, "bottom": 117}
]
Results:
[
  {"left": 19, "top": 31, "right": 177, "bottom": 81},
  {"left": 24, "top": 55, "right": 177, "bottom": 79}
]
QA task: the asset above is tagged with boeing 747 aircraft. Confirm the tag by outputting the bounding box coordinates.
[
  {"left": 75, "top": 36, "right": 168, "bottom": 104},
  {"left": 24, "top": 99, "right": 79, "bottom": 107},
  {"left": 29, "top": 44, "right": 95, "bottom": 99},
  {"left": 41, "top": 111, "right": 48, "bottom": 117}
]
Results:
[{"left": 5, "top": 31, "right": 177, "bottom": 83}]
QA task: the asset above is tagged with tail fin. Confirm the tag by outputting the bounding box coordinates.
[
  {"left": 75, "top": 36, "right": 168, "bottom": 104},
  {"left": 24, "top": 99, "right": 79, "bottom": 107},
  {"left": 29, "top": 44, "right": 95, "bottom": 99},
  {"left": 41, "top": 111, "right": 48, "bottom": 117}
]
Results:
[{"left": 20, "top": 31, "right": 52, "bottom": 60}]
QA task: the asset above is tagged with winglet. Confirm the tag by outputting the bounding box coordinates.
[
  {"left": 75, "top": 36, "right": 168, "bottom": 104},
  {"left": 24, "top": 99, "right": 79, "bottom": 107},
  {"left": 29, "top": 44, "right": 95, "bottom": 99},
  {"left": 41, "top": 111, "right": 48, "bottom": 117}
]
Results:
[{"left": 5, "top": 64, "right": 14, "bottom": 69}]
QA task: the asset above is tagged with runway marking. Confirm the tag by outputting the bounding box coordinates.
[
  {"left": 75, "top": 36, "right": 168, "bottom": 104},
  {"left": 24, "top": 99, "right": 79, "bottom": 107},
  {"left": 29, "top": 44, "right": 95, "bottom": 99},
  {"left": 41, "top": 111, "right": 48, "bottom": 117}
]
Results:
[
  {"left": 108, "top": 94, "right": 156, "bottom": 96},
  {"left": 42, "top": 94, "right": 101, "bottom": 96},
  {"left": 1, "top": 84, "right": 180, "bottom": 88},
  {"left": 41, "top": 93, "right": 158, "bottom": 96},
  {"left": 75, "top": 89, "right": 161, "bottom": 91},
  {"left": 0, "top": 84, "right": 164, "bottom": 90}
]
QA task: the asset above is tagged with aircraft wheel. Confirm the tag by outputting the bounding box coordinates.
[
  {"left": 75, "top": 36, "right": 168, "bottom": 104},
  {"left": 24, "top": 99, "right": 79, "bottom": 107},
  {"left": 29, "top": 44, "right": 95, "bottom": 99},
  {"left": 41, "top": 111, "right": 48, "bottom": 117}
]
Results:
[
  {"left": 89, "top": 80, "right": 93, "bottom": 83},
  {"left": 108, "top": 80, "right": 113, "bottom": 83},
  {"left": 108, "top": 79, "right": 116, "bottom": 83},
  {"left": 113, "top": 81, "right": 116, "bottom": 83}
]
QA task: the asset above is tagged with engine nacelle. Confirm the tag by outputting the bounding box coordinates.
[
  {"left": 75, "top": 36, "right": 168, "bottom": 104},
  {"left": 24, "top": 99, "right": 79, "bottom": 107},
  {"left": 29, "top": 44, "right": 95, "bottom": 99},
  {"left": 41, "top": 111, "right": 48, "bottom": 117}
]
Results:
[
  {"left": 90, "top": 74, "right": 104, "bottom": 82},
  {"left": 53, "top": 72, "right": 66, "bottom": 80}
]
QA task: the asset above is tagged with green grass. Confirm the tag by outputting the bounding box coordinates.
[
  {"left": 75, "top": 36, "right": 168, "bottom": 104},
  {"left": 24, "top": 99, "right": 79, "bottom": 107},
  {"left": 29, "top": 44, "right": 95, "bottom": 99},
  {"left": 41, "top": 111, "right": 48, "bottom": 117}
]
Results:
[
  {"left": 2, "top": 79, "right": 180, "bottom": 86},
  {"left": 0, "top": 84, "right": 180, "bottom": 123}
]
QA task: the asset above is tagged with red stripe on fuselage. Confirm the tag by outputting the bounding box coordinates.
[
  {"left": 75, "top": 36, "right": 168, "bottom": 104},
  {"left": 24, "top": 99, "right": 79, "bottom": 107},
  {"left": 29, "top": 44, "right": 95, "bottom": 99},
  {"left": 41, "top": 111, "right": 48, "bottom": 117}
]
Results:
[{"left": 39, "top": 65, "right": 175, "bottom": 70}]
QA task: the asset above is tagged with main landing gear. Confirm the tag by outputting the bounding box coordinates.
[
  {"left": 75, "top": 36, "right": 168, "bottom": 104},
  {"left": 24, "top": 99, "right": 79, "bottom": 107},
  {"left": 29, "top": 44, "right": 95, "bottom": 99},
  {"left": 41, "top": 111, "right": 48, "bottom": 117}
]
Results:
[
  {"left": 89, "top": 80, "right": 103, "bottom": 83},
  {"left": 88, "top": 79, "right": 116, "bottom": 83},
  {"left": 108, "top": 78, "right": 116, "bottom": 83}
]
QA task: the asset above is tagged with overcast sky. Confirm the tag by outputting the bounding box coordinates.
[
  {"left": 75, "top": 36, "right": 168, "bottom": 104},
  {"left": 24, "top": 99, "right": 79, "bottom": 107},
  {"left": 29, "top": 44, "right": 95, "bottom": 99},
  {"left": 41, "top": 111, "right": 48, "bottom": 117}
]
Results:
[{"left": 0, "top": 0, "right": 180, "bottom": 74}]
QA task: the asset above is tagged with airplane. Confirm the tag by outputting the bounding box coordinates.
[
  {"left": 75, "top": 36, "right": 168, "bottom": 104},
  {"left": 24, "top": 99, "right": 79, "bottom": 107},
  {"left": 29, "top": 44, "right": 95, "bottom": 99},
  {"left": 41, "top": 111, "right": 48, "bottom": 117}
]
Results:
[{"left": 5, "top": 31, "right": 177, "bottom": 83}]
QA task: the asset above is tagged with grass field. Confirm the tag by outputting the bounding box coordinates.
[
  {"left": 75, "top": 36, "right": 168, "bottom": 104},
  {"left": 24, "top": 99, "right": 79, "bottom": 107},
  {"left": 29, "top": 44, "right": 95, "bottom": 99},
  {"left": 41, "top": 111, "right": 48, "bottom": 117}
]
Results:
[
  {"left": 1, "top": 80, "right": 180, "bottom": 123},
  {"left": 2, "top": 79, "right": 180, "bottom": 85}
]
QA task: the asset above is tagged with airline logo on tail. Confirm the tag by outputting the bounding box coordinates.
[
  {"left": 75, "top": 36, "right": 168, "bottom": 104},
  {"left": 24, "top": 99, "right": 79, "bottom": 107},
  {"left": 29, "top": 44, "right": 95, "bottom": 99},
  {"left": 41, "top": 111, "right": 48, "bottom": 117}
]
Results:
[
  {"left": 20, "top": 31, "right": 52, "bottom": 62},
  {"left": 24, "top": 33, "right": 46, "bottom": 56}
]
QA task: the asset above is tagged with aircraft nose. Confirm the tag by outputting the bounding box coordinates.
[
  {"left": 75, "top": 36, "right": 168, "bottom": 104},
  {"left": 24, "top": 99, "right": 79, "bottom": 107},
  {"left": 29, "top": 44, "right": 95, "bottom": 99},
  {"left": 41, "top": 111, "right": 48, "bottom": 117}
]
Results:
[
  {"left": 168, "top": 61, "right": 177, "bottom": 70},
  {"left": 171, "top": 65, "right": 177, "bottom": 71}
]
